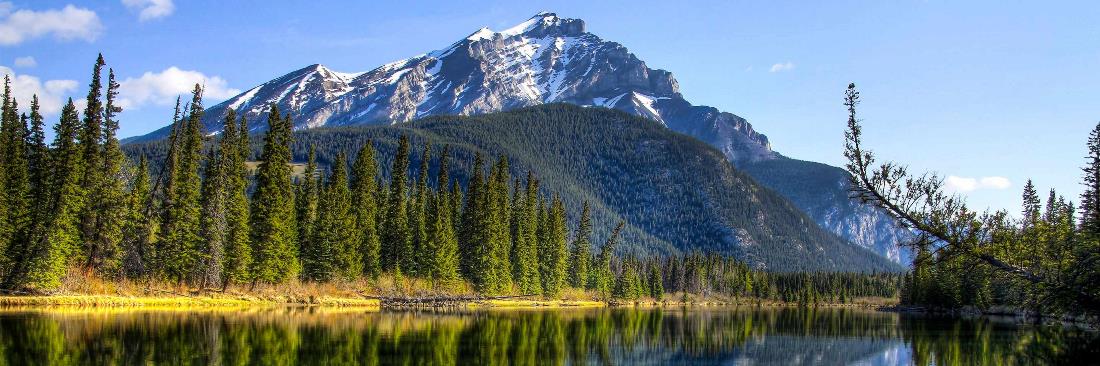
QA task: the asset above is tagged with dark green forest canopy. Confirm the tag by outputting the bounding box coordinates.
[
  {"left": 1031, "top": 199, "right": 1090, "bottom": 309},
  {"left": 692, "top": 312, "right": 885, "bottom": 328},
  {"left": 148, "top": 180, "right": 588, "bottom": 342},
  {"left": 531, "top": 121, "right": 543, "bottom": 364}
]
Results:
[{"left": 125, "top": 104, "right": 901, "bottom": 272}]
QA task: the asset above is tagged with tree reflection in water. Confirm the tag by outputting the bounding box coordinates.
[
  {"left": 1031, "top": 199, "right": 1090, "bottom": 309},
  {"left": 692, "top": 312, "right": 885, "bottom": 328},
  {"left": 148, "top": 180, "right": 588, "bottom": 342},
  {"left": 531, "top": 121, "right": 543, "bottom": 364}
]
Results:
[{"left": 0, "top": 307, "right": 1094, "bottom": 365}]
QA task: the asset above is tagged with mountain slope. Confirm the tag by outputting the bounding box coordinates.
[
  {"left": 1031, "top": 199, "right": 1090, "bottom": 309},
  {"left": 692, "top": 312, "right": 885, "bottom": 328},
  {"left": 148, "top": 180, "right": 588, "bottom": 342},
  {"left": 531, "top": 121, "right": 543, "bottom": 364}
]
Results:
[
  {"left": 125, "top": 104, "right": 899, "bottom": 272},
  {"left": 125, "top": 12, "right": 906, "bottom": 264}
]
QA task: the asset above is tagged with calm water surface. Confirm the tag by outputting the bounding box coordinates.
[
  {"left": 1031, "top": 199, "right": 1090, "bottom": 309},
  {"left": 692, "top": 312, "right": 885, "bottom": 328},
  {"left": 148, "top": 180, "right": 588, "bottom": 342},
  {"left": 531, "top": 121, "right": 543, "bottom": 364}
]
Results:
[{"left": 0, "top": 306, "right": 1094, "bottom": 365}]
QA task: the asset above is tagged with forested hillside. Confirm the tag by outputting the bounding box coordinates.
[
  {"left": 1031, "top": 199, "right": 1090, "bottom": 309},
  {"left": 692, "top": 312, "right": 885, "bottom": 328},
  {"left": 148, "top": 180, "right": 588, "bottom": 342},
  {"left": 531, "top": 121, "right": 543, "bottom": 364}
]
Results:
[{"left": 127, "top": 104, "right": 899, "bottom": 272}]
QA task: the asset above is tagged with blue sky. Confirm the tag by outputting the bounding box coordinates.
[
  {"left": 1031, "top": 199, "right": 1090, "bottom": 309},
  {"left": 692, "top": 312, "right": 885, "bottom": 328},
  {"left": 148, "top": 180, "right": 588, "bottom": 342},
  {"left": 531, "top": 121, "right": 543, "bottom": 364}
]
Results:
[{"left": 1, "top": 0, "right": 1097, "bottom": 213}]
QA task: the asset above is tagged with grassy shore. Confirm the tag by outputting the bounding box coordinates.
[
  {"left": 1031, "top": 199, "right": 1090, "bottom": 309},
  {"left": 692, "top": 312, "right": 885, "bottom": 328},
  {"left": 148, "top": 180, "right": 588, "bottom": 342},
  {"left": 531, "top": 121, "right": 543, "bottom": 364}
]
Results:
[{"left": 0, "top": 271, "right": 895, "bottom": 310}]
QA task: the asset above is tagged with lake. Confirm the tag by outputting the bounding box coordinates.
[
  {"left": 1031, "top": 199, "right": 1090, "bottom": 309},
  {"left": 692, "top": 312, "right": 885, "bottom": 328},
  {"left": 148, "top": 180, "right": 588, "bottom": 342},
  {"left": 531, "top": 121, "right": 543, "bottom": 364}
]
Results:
[{"left": 0, "top": 306, "right": 1094, "bottom": 365}]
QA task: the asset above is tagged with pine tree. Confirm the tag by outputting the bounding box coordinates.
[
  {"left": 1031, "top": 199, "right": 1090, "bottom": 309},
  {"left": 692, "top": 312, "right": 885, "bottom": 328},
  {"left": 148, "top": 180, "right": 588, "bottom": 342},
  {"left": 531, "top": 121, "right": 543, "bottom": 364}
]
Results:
[
  {"left": 426, "top": 146, "right": 459, "bottom": 284},
  {"left": 351, "top": 142, "right": 381, "bottom": 279},
  {"left": 381, "top": 135, "right": 412, "bottom": 274},
  {"left": 86, "top": 68, "right": 127, "bottom": 275},
  {"left": 315, "top": 152, "right": 357, "bottom": 281},
  {"left": 296, "top": 145, "right": 320, "bottom": 275},
  {"left": 648, "top": 262, "right": 664, "bottom": 300},
  {"left": 198, "top": 146, "right": 227, "bottom": 288},
  {"left": 568, "top": 201, "right": 592, "bottom": 289},
  {"left": 590, "top": 222, "right": 624, "bottom": 299},
  {"left": 0, "top": 76, "right": 29, "bottom": 275},
  {"left": 6, "top": 100, "right": 83, "bottom": 289},
  {"left": 78, "top": 54, "right": 106, "bottom": 268},
  {"left": 22, "top": 96, "right": 49, "bottom": 271},
  {"left": 1081, "top": 122, "right": 1100, "bottom": 239},
  {"left": 409, "top": 144, "right": 431, "bottom": 277},
  {"left": 121, "top": 156, "right": 156, "bottom": 279},
  {"left": 511, "top": 172, "right": 540, "bottom": 294},
  {"left": 160, "top": 85, "right": 205, "bottom": 283},
  {"left": 539, "top": 195, "right": 568, "bottom": 297},
  {"left": 460, "top": 153, "right": 494, "bottom": 291},
  {"left": 486, "top": 156, "right": 513, "bottom": 293},
  {"left": 222, "top": 111, "right": 252, "bottom": 290},
  {"left": 249, "top": 105, "right": 299, "bottom": 285}
]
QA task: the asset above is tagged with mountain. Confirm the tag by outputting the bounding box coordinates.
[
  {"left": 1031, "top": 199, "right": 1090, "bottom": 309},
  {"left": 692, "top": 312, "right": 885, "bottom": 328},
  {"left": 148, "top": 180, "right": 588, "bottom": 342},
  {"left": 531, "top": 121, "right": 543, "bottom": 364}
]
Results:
[
  {"left": 126, "top": 12, "right": 906, "bottom": 263},
  {"left": 126, "top": 104, "right": 900, "bottom": 271}
]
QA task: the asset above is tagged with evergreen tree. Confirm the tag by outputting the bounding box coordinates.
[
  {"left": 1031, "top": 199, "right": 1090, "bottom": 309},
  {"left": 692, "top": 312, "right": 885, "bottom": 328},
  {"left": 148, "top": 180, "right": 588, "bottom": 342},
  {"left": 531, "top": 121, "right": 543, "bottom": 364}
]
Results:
[
  {"left": 426, "top": 146, "right": 459, "bottom": 283},
  {"left": 249, "top": 105, "right": 299, "bottom": 285},
  {"left": 381, "top": 135, "right": 412, "bottom": 273},
  {"left": 198, "top": 146, "right": 227, "bottom": 288},
  {"left": 0, "top": 76, "right": 29, "bottom": 276},
  {"left": 87, "top": 68, "right": 127, "bottom": 275},
  {"left": 485, "top": 156, "right": 513, "bottom": 293},
  {"left": 1081, "top": 121, "right": 1100, "bottom": 239},
  {"left": 315, "top": 152, "right": 357, "bottom": 281},
  {"left": 160, "top": 85, "right": 205, "bottom": 283},
  {"left": 460, "top": 153, "right": 494, "bottom": 291},
  {"left": 590, "top": 222, "right": 624, "bottom": 299},
  {"left": 121, "top": 157, "right": 156, "bottom": 279},
  {"left": 78, "top": 55, "right": 106, "bottom": 265},
  {"left": 351, "top": 142, "right": 381, "bottom": 279},
  {"left": 539, "top": 195, "right": 568, "bottom": 297},
  {"left": 568, "top": 201, "right": 592, "bottom": 289},
  {"left": 296, "top": 145, "right": 320, "bottom": 275},
  {"left": 5, "top": 100, "right": 83, "bottom": 289},
  {"left": 511, "top": 172, "right": 540, "bottom": 294},
  {"left": 409, "top": 144, "right": 431, "bottom": 276},
  {"left": 648, "top": 262, "right": 664, "bottom": 300},
  {"left": 222, "top": 111, "right": 252, "bottom": 290}
]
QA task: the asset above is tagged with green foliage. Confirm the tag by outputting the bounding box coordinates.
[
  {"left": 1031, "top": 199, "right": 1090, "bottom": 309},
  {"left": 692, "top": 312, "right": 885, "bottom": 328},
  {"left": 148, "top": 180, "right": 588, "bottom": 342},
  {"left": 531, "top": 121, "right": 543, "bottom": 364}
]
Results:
[
  {"left": 539, "top": 195, "right": 567, "bottom": 298},
  {"left": 222, "top": 111, "right": 252, "bottom": 289},
  {"left": 121, "top": 157, "right": 156, "bottom": 279},
  {"left": 350, "top": 142, "right": 381, "bottom": 279},
  {"left": 568, "top": 201, "right": 592, "bottom": 289},
  {"left": 249, "top": 105, "right": 299, "bottom": 284},
  {"left": 381, "top": 135, "right": 412, "bottom": 273}
]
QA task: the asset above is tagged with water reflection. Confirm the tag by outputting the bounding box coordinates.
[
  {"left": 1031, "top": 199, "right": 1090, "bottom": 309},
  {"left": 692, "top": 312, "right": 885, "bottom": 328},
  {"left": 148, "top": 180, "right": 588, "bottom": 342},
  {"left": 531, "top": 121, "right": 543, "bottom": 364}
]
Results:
[{"left": 0, "top": 306, "right": 1093, "bottom": 365}]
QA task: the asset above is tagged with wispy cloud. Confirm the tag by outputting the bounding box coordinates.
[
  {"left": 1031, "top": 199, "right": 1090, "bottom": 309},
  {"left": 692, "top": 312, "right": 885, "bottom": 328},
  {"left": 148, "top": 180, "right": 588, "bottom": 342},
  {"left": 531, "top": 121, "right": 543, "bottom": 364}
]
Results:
[
  {"left": 769, "top": 62, "right": 795, "bottom": 73},
  {"left": 118, "top": 67, "right": 240, "bottom": 110},
  {"left": 945, "top": 175, "right": 1012, "bottom": 192},
  {"left": 0, "top": 65, "right": 79, "bottom": 115},
  {"left": 0, "top": 2, "right": 102, "bottom": 46},
  {"left": 121, "top": 0, "right": 174, "bottom": 21},
  {"left": 13, "top": 56, "right": 35, "bottom": 68}
]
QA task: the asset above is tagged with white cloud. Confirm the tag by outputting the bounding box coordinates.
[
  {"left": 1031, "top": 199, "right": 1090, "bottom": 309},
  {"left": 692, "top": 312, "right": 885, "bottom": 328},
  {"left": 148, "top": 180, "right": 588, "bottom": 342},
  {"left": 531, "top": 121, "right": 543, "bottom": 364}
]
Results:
[
  {"left": 0, "top": 66, "right": 79, "bottom": 116},
  {"left": 13, "top": 56, "right": 35, "bottom": 68},
  {"left": 945, "top": 175, "right": 1012, "bottom": 193},
  {"left": 121, "top": 0, "right": 174, "bottom": 21},
  {"left": 0, "top": 2, "right": 102, "bottom": 46},
  {"left": 769, "top": 62, "right": 795, "bottom": 73},
  {"left": 118, "top": 67, "right": 240, "bottom": 110}
]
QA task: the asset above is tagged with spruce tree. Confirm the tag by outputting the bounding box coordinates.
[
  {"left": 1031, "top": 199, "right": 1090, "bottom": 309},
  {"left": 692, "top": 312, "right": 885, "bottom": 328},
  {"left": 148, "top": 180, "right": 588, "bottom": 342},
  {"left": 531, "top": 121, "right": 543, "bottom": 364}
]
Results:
[
  {"left": 460, "top": 153, "right": 494, "bottom": 291},
  {"left": 160, "top": 85, "right": 205, "bottom": 283},
  {"left": 121, "top": 156, "right": 156, "bottom": 279},
  {"left": 7, "top": 100, "right": 83, "bottom": 289},
  {"left": 568, "top": 201, "right": 592, "bottom": 289},
  {"left": 78, "top": 54, "right": 106, "bottom": 267},
  {"left": 198, "top": 146, "right": 227, "bottom": 288},
  {"left": 426, "top": 146, "right": 459, "bottom": 283},
  {"left": 1081, "top": 122, "right": 1100, "bottom": 239},
  {"left": 320, "top": 152, "right": 358, "bottom": 281},
  {"left": 0, "top": 76, "right": 29, "bottom": 274},
  {"left": 409, "top": 144, "right": 431, "bottom": 277},
  {"left": 486, "top": 156, "right": 512, "bottom": 293},
  {"left": 0, "top": 76, "right": 11, "bottom": 253},
  {"left": 648, "top": 263, "right": 664, "bottom": 300},
  {"left": 222, "top": 111, "right": 252, "bottom": 289},
  {"left": 351, "top": 142, "right": 381, "bottom": 279},
  {"left": 381, "top": 135, "right": 412, "bottom": 273},
  {"left": 249, "top": 106, "right": 299, "bottom": 285},
  {"left": 86, "top": 68, "right": 127, "bottom": 275},
  {"left": 539, "top": 195, "right": 567, "bottom": 297},
  {"left": 295, "top": 145, "right": 321, "bottom": 278},
  {"left": 511, "top": 173, "right": 540, "bottom": 294},
  {"left": 590, "top": 222, "right": 624, "bottom": 299}
]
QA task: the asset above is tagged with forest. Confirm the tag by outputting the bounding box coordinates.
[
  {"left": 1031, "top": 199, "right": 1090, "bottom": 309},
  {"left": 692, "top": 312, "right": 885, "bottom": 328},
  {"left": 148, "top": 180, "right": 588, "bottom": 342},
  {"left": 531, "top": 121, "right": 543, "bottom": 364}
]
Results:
[{"left": 0, "top": 55, "right": 899, "bottom": 303}]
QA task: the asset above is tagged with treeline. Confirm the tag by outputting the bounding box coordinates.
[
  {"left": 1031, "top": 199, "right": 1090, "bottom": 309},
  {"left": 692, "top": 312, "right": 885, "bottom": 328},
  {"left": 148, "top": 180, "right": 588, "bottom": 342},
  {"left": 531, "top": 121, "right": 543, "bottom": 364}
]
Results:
[
  {"left": 901, "top": 175, "right": 1094, "bottom": 314},
  {"left": 0, "top": 56, "right": 896, "bottom": 302}
]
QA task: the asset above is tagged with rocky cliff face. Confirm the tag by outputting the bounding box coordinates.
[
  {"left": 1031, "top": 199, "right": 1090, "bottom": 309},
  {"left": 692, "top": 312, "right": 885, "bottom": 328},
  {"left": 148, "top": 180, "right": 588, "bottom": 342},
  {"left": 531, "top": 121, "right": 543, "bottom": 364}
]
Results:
[{"left": 128, "top": 12, "right": 906, "bottom": 263}]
